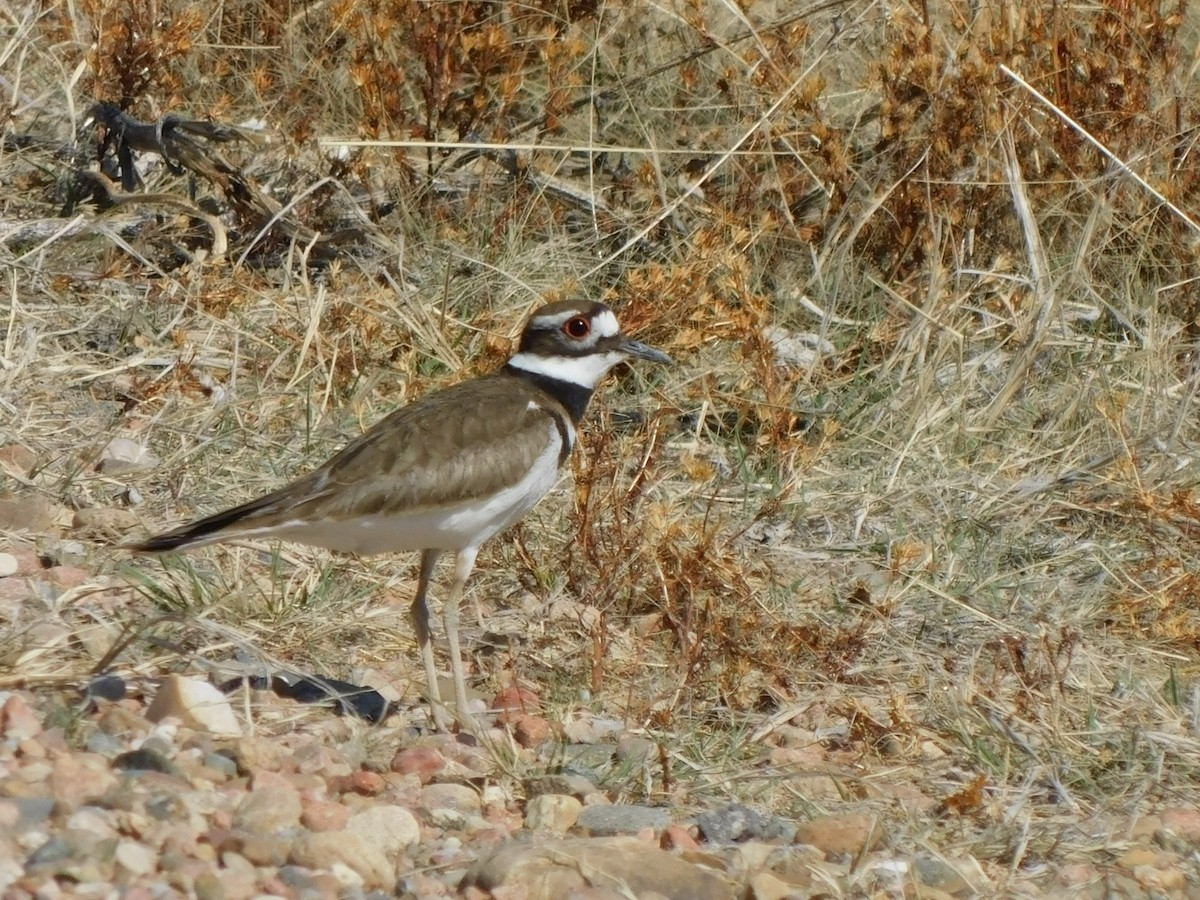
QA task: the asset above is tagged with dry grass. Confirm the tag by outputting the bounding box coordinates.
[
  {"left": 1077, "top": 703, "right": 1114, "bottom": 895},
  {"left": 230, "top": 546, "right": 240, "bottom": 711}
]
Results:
[{"left": 5, "top": 0, "right": 1200, "bottom": 888}]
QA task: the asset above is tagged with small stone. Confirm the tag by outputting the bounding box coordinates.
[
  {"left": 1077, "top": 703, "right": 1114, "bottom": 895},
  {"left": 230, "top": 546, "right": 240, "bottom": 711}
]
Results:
[
  {"left": 462, "top": 836, "right": 734, "bottom": 900},
  {"left": 1, "top": 546, "right": 42, "bottom": 576},
  {"left": 97, "top": 437, "right": 158, "bottom": 473},
  {"left": 1133, "top": 864, "right": 1186, "bottom": 891},
  {"left": 0, "top": 493, "right": 57, "bottom": 532},
  {"left": 1118, "top": 847, "right": 1165, "bottom": 868},
  {"left": 748, "top": 871, "right": 799, "bottom": 900},
  {"left": 0, "top": 553, "right": 17, "bottom": 577},
  {"left": 525, "top": 794, "right": 582, "bottom": 833},
  {"left": 66, "top": 806, "right": 118, "bottom": 839},
  {"left": 422, "top": 782, "right": 482, "bottom": 817},
  {"left": 1057, "top": 862, "right": 1098, "bottom": 886},
  {"left": 86, "top": 674, "right": 127, "bottom": 703},
  {"left": 115, "top": 840, "right": 156, "bottom": 876},
  {"left": 696, "top": 803, "right": 767, "bottom": 844},
  {"left": 794, "top": 813, "right": 884, "bottom": 858},
  {"left": 661, "top": 824, "right": 699, "bottom": 851},
  {"left": 524, "top": 773, "right": 600, "bottom": 800},
  {"left": 50, "top": 753, "right": 118, "bottom": 803},
  {"left": 345, "top": 805, "right": 421, "bottom": 857},
  {"left": 112, "top": 747, "right": 180, "bottom": 775},
  {"left": 302, "top": 798, "right": 352, "bottom": 832},
  {"left": 563, "top": 715, "right": 623, "bottom": 744},
  {"left": 290, "top": 830, "right": 394, "bottom": 889},
  {"left": 576, "top": 804, "right": 670, "bottom": 837},
  {"left": 614, "top": 735, "right": 656, "bottom": 765},
  {"left": 46, "top": 563, "right": 89, "bottom": 587},
  {"left": 234, "top": 831, "right": 292, "bottom": 867},
  {"left": 328, "top": 768, "right": 384, "bottom": 796},
  {"left": 1, "top": 693, "right": 42, "bottom": 740},
  {"left": 391, "top": 745, "right": 446, "bottom": 783},
  {"left": 146, "top": 675, "right": 242, "bottom": 737},
  {"left": 1162, "top": 806, "right": 1200, "bottom": 843},
  {"left": 0, "top": 443, "right": 36, "bottom": 478},
  {"left": 226, "top": 735, "right": 286, "bottom": 774},
  {"left": 912, "top": 855, "right": 975, "bottom": 895},
  {"left": 72, "top": 507, "right": 140, "bottom": 537},
  {"left": 96, "top": 704, "right": 152, "bottom": 740},
  {"left": 232, "top": 785, "right": 302, "bottom": 834},
  {"left": 513, "top": 714, "right": 550, "bottom": 748}
]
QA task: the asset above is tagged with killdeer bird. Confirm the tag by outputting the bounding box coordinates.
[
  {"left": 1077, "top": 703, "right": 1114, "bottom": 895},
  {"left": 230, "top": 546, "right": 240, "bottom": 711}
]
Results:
[{"left": 126, "top": 300, "right": 671, "bottom": 731}]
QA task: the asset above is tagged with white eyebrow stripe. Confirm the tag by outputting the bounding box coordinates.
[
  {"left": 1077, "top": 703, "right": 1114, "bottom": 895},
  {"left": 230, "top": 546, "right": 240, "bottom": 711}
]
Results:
[
  {"left": 593, "top": 310, "right": 619, "bottom": 338},
  {"left": 531, "top": 309, "right": 582, "bottom": 329}
]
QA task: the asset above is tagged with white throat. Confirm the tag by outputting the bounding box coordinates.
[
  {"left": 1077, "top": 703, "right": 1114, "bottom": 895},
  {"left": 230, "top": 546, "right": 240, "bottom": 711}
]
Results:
[{"left": 508, "top": 350, "right": 626, "bottom": 388}]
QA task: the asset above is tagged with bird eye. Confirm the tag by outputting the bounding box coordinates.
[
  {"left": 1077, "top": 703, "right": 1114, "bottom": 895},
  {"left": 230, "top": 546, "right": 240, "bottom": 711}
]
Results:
[{"left": 563, "top": 316, "right": 591, "bottom": 339}]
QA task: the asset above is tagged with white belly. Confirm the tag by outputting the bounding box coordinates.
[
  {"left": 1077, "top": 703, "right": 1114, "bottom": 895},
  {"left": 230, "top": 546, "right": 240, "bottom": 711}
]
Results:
[{"left": 261, "top": 426, "right": 564, "bottom": 555}]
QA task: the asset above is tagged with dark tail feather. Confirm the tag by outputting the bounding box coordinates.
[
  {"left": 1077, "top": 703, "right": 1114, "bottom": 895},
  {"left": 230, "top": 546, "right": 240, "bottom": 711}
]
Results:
[{"left": 124, "top": 492, "right": 283, "bottom": 553}]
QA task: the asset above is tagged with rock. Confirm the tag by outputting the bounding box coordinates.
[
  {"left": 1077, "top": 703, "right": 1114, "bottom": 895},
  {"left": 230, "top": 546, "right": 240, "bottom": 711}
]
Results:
[
  {"left": 86, "top": 674, "right": 127, "bottom": 702},
  {"left": 763, "top": 845, "right": 822, "bottom": 885},
  {"left": 0, "top": 547, "right": 42, "bottom": 576},
  {"left": 422, "top": 781, "right": 483, "bottom": 829},
  {"left": 26, "top": 828, "right": 118, "bottom": 881},
  {"left": 525, "top": 794, "right": 582, "bottom": 833},
  {"left": 696, "top": 803, "right": 768, "bottom": 844},
  {"left": 1, "top": 693, "right": 42, "bottom": 740},
  {"left": 391, "top": 745, "right": 446, "bottom": 783},
  {"left": 461, "top": 836, "right": 735, "bottom": 900},
  {"left": 43, "top": 538, "right": 86, "bottom": 567},
  {"left": 1132, "top": 864, "right": 1186, "bottom": 891},
  {"left": 344, "top": 805, "right": 421, "bottom": 857},
  {"left": 614, "top": 735, "right": 656, "bottom": 765},
  {"left": 232, "top": 785, "right": 302, "bottom": 834},
  {"left": 112, "top": 747, "right": 180, "bottom": 775},
  {"left": 0, "top": 444, "right": 36, "bottom": 478},
  {"left": 563, "top": 715, "right": 623, "bottom": 744},
  {"left": 1162, "top": 807, "right": 1200, "bottom": 844},
  {"left": 0, "top": 797, "right": 54, "bottom": 831},
  {"left": 748, "top": 870, "right": 802, "bottom": 900},
  {"left": 513, "top": 714, "right": 551, "bottom": 748},
  {"left": 50, "top": 753, "right": 118, "bottom": 803},
  {"left": 422, "top": 782, "right": 482, "bottom": 817},
  {"left": 911, "top": 855, "right": 978, "bottom": 895},
  {"left": 146, "top": 675, "right": 242, "bottom": 737},
  {"left": 661, "top": 824, "right": 699, "bottom": 851},
  {"left": 71, "top": 506, "right": 140, "bottom": 537},
  {"left": 1117, "top": 847, "right": 1170, "bottom": 868},
  {"left": 290, "top": 830, "right": 394, "bottom": 889},
  {"left": 302, "top": 798, "right": 352, "bottom": 832},
  {"left": 328, "top": 769, "right": 386, "bottom": 795},
  {"left": 793, "top": 813, "right": 884, "bottom": 858},
  {"left": 219, "top": 830, "right": 292, "bottom": 867},
  {"left": 1057, "top": 862, "right": 1099, "bottom": 886},
  {"left": 97, "top": 437, "right": 158, "bottom": 473},
  {"left": 115, "top": 839, "right": 157, "bottom": 876},
  {"left": 65, "top": 806, "right": 118, "bottom": 839},
  {"left": 0, "top": 493, "right": 58, "bottom": 532},
  {"left": 524, "top": 773, "right": 600, "bottom": 800},
  {"left": 576, "top": 804, "right": 670, "bottom": 836},
  {"left": 0, "top": 553, "right": 17, "bottom": 577}
]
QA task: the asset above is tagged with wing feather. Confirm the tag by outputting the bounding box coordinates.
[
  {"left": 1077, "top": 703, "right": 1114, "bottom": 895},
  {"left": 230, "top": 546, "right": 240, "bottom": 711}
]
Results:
[{"left": 127, "top": 374, "right": 564, "bottom": 552}]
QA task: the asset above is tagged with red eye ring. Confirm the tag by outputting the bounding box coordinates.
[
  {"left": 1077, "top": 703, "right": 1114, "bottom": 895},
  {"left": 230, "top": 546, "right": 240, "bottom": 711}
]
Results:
[{"left": 563, "top": 316, "right": 591, "bottom": 339}]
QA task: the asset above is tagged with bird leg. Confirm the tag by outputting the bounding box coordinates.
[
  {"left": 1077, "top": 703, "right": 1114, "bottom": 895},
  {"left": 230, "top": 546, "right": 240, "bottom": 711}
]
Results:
[
  {"left": 411, "top": 549, "right": 447, "bottom": 731},
  {"left": 444, "top": 546, "right": 480, "bottom": 733}
]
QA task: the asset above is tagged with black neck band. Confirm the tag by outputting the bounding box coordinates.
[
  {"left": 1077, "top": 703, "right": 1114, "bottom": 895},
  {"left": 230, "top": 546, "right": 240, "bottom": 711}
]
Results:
[{"left": 504, "top": 364, "right": 594, "bottom": 423}]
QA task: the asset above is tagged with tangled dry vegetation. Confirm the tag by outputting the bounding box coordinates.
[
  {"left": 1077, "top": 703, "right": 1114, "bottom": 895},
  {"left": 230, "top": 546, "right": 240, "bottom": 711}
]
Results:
[{"left": 5, "top": 0, "right": 1200, "bottom": 886}]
